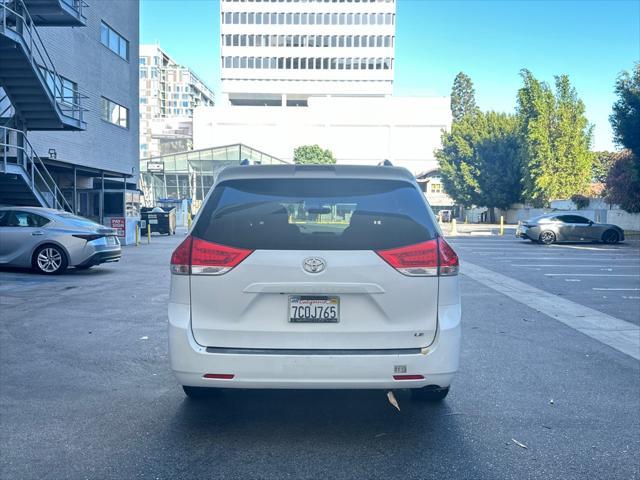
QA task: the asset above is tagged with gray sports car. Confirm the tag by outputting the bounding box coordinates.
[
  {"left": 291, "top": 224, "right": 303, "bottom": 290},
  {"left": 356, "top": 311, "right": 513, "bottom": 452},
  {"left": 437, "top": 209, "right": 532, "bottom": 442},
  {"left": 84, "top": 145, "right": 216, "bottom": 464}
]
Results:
[
  {"left": 0, "top": 206, "right": 121, "bottom": 274},
  {"left": 516, "top": 213, "right": 625, "bottom": 245}
]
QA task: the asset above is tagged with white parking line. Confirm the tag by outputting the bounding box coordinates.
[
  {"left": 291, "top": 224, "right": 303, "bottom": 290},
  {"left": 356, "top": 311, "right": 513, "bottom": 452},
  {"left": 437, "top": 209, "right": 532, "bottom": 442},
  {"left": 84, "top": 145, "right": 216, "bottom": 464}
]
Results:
[
  {"left": 510, "top": 264, "right": 640, "bottom": 268},
  {"left": 593, "top": 288, "right": 640, "bottom": 291},
  {"left": 491, "top": 257, "right": 637, "bottom": 261},
  {"left": 549, "top": 245, "right": 626, "bottom": 252},
  {"left": 545, "top": 273, "right": 639, "bottom": 277},
  {"left": 464, "top": 250, "right": 633, "bottom": 255},
  {"left": 463, "top": 261, "right": 640, "bottom": 360}
]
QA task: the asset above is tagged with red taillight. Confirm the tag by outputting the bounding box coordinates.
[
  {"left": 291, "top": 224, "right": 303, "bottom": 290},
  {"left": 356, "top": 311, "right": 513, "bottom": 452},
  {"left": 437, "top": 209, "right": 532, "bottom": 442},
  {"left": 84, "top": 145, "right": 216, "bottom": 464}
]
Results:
[
  {"left": 376, "top": 239, "right": 438, "bottom": 276},
  {"left": 203, "top": 373, "right": 235, "bottom": 380},
  {"left": 376, "top": 237, "right": 458, "bottom": 276},
  {"left": 393, "top": 374, "right": 425, "bottom": 381},
  {"left": 437, "top": 237, "right": 459, "bottom": 276},
  {"left": 170, "top": 235, "right": 253, "bottom": 275},
  {"left": 170, "top": 236, "right": 192, "bottom": 275}
]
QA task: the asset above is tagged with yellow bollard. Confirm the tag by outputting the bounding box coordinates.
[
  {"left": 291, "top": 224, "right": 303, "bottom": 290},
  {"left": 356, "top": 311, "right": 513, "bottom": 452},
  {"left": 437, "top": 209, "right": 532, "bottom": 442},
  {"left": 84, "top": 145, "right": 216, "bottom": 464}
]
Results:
[
  {"left": 135, "top": 224, "right": 140, "bottom": 246},
  {"left": 499, "top": 216, "right": 504, "bottom": 236},
  {"left": 450, "top": 218, "right": 458, "bottom": 235},
  {"left": 187, "top": 213, "right": 192, "bottom": 230},
  {"left": 465, "top": 215, "right": 468, "bottom": 224},
  {"left": 147, "top": 222, "right": 151, "bottom": 244}
]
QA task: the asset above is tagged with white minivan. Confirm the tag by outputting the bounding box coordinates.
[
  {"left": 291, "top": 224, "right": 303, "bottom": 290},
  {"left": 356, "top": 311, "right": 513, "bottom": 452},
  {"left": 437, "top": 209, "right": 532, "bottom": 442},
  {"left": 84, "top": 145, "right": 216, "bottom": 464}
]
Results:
[{"left": 169, "top": 164, "right": 461, "bottom": 401}]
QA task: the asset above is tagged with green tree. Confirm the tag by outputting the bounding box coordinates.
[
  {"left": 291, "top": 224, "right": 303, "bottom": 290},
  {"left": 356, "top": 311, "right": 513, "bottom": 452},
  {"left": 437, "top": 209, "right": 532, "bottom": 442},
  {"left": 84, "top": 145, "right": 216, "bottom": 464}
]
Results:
[
  {"left": 592, "top": 151, "right": 616, "bottom": 183},
  {"left": 450, "top": 72, "right": 479, "bottom": 123},
  {"left": 293, "top": 145, "right": 336, "bottom": 165},
  {"left": 605, "top": 150, "right": 640, "bottom": 213},
  {"left": 437, "top": 114, "right": 485, "bottom": 207},
  {"left": 610, "top": 63, "right": 640, "bottom": 159},
  {"left": 474, "top": 112, "right": 524, "bottom": 217},
  {"left": 517, "top": 70, "right": 594, "bottom": 206},
  {"left": 437, "top": 111, "right": 524, "bottom": 221}
]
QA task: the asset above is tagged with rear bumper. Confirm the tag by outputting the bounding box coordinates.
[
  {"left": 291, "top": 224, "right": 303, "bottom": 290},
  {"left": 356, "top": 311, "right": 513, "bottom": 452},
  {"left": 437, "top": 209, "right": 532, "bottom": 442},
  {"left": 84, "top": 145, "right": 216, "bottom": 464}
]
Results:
[
  {"left": 76, "top": 249, "right": 121, "bottom": 267},
  {"left": 168, "top": 302, "right": 461, "bottom": 390}
]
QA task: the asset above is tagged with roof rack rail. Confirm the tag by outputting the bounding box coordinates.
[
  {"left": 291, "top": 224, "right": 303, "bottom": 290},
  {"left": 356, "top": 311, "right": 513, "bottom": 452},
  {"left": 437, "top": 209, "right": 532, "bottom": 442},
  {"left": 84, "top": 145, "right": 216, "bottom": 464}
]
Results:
[{"left": 378, "top": 159, "right": 393, "bottom": 167}]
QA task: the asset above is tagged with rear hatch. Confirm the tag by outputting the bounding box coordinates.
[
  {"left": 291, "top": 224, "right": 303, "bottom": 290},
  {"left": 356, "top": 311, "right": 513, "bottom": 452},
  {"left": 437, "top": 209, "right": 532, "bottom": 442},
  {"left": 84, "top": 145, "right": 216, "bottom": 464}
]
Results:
[{"left": 177, "top": 175, "right": 449, "bottom": 351}]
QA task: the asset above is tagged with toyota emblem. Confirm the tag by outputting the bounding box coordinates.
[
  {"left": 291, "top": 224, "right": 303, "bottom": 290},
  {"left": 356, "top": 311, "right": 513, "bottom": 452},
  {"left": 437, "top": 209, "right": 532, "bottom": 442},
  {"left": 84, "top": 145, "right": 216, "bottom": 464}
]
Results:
[{"left": 303, "top": 257, "right": 326, "bottom": 274}]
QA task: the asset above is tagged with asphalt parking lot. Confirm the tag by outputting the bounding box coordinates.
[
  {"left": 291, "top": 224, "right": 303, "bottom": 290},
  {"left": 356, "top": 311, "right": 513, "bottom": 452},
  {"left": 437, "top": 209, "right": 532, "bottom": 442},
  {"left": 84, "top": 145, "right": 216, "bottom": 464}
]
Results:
[{"left": 1, "top": 231, "right": 639, "bottom": 480}]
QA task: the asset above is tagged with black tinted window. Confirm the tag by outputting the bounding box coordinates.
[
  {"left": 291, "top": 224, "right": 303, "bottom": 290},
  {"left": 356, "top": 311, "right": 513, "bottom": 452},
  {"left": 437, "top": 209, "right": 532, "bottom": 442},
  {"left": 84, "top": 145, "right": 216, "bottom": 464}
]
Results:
[
  {"left": 4, "top": 211, "right": 50, "bottom": 227},
  {"left": 193, "top": 179, "right": 437, "bottom": 250},
  {"left": 557, "top": 215, "right": 590, "bottom": 224},
  {"left": 0, "top": 211, "right": 10, "bottom": 227}
]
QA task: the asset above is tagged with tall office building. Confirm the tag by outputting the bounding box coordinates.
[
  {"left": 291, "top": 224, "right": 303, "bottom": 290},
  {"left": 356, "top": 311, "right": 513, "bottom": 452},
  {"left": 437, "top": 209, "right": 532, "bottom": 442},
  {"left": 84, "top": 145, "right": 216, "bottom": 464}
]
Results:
[
  {"left": 220, "top": 0, "right": 396, "bottom": 106},
  {"left": 139, "top": 44, "right": 215, "bottom": 159},
  {"left": 194, "top": 0, "right": 452, "bottom": 175}
]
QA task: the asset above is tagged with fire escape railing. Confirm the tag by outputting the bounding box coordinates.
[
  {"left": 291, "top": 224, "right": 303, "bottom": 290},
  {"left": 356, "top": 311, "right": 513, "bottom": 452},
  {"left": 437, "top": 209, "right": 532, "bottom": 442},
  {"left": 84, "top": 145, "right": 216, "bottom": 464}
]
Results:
[
  {"left": 0, "top": 0, "right": 86, "bottom": 124},
  {"left": 60, "top": 0, "right": 87, "bottom": 19},
  {"left": 1, "top": 124, "right": 73, "bottom": 211}
]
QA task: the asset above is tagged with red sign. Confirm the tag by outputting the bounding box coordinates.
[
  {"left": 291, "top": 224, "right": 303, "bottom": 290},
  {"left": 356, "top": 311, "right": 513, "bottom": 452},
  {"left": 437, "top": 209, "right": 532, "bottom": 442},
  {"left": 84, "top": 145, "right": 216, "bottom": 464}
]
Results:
[{"left": 110, "top": 217, "right": 126, "bottom": 238}]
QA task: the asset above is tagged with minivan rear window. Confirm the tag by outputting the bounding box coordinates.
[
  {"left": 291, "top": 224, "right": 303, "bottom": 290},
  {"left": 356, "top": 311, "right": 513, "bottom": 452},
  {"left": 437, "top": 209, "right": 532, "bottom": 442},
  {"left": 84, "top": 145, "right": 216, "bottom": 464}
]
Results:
[{"left": 193, "top": 179, "right": 437, "bottom": 250}]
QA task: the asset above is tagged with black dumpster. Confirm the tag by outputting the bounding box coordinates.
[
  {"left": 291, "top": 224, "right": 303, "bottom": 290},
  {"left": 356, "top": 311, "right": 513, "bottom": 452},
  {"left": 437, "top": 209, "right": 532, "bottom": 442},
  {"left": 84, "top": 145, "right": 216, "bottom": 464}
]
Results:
[{"left": 140, "top": 207, "right": 176, "bottom": 235}]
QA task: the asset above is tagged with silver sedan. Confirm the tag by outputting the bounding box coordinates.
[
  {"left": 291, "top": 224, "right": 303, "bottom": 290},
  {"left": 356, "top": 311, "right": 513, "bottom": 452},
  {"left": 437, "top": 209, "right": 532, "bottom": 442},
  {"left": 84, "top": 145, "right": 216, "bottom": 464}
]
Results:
[
  {"left": 516, "top": 213, "right": 625, "bottom": 245},
  {"left": 0, "top": 206, "right": 122, "bottom": 274}
]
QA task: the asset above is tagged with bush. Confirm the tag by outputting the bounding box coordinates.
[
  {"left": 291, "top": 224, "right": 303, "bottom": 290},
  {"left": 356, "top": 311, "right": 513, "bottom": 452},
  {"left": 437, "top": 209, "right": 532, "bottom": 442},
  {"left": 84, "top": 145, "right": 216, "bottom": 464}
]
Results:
[
  {"left": 570, "top": 194, "right": 590, "bottom": 210},
  {"left": 605, "top": 150, "right": 640, "bottom": 213},
  {"left": 293, "top": 145, "right": 336, "bottom": 165}
]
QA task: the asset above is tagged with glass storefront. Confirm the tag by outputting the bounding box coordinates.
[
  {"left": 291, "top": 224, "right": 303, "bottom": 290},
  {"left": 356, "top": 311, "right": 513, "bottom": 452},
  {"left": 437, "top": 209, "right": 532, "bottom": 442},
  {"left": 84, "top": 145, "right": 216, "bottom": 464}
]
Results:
[{"left": 139, "top": 144, "right": 285, "bottom": 210}]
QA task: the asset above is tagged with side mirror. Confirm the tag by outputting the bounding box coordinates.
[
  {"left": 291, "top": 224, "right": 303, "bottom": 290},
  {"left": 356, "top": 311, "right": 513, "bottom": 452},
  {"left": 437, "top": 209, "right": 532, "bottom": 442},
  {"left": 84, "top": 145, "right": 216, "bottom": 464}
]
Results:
[{"left": 588, "top": 220, "right": 594, "bottom": 226}]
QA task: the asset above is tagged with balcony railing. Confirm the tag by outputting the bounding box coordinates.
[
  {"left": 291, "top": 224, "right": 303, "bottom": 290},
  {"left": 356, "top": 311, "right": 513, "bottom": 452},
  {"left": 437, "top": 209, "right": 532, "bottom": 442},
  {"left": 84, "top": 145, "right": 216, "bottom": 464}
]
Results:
[{"left": 0, "top": 0, "right": 86, "bottom": 125}]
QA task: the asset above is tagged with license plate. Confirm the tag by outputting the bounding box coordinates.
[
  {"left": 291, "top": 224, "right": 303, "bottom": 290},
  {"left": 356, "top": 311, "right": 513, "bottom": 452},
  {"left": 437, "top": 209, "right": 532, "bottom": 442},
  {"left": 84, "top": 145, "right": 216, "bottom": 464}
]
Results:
[{"left": 289, "top": 295, "right": 339, "bottom": 323}]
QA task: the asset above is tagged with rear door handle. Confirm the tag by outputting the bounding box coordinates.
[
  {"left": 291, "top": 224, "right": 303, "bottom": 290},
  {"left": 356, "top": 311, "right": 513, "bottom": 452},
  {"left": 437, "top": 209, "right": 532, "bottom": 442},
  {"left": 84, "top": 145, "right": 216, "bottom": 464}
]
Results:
[{"left": 31, "top": 231, "right": 44, "bottom": 236}]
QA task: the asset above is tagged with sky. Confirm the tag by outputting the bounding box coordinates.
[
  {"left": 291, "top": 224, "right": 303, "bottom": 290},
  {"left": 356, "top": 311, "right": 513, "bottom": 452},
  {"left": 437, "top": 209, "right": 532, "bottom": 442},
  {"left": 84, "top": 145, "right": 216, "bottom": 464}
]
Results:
[{"left": 140, "top": 0, "right": 640, "bottom": 151}]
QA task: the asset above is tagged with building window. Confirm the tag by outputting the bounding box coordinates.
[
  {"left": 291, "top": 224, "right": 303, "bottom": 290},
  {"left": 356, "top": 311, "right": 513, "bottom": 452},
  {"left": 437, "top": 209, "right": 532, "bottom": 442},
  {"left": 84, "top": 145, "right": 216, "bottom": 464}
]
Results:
[
  {"left": 431, "top": 183, "right": 443, "bottom": 193},
  {"left": 40, "top": 67, "right": 78, "bottom": 106},
  {"left": 100, "top": 21, "right": 129, "bottom": 60},
  {"left": 101, "top": 97, "right": 128, "bottom": 128}
]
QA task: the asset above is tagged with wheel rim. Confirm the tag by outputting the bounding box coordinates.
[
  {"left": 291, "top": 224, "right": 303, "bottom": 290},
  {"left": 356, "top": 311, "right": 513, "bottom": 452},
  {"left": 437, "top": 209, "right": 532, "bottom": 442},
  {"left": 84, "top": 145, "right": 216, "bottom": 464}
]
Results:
[
  {"left": 37, "top": 248, "right": 62, "bottom": 272},
  {"left": 604, "top": 231, "right": 618, "bottom": 243},
  {"left": 541, "top": 231, "right": 554, "bottom": 244}
]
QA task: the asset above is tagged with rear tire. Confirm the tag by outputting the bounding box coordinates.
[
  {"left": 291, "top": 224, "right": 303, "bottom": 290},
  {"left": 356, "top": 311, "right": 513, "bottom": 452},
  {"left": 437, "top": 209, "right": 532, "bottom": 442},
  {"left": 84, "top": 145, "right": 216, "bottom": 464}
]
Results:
[
  {"left": 539, "top": 230, "right": 556, "bottom": 245},
  {"left": 182, "top": 385, "right": 219, "bottom": 399},
  {"left": 33, "top": 245, "right": 68, "bottom": 275},
  {"left": 602, "top": 230, "right": 620, "bottom": 244},
  {"left": 411, "top": 385, "right": 450, "bottom": 402}
]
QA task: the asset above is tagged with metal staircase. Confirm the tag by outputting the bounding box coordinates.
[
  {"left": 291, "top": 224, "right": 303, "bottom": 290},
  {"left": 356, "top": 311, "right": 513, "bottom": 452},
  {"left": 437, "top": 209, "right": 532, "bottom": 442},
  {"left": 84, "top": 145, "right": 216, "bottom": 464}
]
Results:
[
  {"left": 0, "top": 87, "right": 13, "bottom": 125},
  {"left": 0, "top": 0, "right": 86, "bottom": 131},
  {"left": 23, "top": 0, "right": 86, "bottom": 26},
  {"left": 0, "top": 124, "right": 72, "bottom": 210}
]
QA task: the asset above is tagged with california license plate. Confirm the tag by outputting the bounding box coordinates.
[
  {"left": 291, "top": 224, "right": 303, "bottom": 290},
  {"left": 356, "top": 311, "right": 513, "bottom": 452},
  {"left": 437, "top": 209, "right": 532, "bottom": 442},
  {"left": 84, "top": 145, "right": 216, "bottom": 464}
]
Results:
[{"left": 289, "top": 295, "right": 339, "bottom": 323}]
